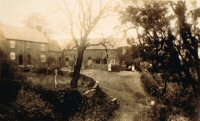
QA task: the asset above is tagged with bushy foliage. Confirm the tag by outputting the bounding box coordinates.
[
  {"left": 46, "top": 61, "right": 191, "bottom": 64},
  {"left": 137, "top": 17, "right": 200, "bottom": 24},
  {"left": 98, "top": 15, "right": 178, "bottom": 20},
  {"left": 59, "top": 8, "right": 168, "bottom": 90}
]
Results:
[
  {"left": 47, "top": 63, "right": 63, "bottom": 75},
  {"left": 35, "top": 67, "right": 48, "bottom": 75},
  {"left": 15, "top": 90, "right": 57, "bottom": 121},
  {"left": 140, "top": 72, "right": 159, "bottom": 96},
  {"left": 70, "top": 87, "right": 117, "bottom": 121},
  {"left": 0, "top": 73, "right": 116, "bottom": 121},
  {"left": 111, "top": 65, "right": 121, "bottom": 72},
  {"left": 47, "top": 57, "right": 57, "bottom": 66},
  {"left": 141, "top": 71, "right": 196, "bottom": 120},
  {"left": 0, "top": 48, "right": 20, "bottom": 104},
  {"left": 122, "top": 0, "right": 200, "bottom": 119}
]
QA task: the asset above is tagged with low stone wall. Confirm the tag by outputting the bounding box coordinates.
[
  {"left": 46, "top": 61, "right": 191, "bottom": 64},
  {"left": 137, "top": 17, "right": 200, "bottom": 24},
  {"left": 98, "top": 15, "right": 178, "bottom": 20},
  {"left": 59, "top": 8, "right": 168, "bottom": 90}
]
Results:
[
  {"left": 63, "top": 70, "right": 119, "bottom": 121},
  {"left": 63, "top": 70, "right": 118, "bottom": 105}
]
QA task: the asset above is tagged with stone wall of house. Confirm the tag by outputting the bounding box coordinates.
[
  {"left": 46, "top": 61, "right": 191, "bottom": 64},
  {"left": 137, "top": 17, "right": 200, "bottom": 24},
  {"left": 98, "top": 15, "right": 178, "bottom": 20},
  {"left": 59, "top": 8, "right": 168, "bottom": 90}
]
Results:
[
  {"left": 63, "top": 49, "right": 120, "bottom": 70},
  {"left": 3, "top": 39, "right": 48, "bottom": 67},
  {"left": 47, "top": 51, "right": 62, "bottom": 65}
]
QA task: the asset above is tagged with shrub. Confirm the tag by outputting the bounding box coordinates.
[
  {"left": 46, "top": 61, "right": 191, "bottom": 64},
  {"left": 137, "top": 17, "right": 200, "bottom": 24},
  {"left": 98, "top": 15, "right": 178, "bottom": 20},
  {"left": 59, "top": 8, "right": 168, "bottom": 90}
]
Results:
[
  {"left": 141, "top": 71, "right": 195, "bottom": 120},
  {"left": 49, "top": 63, "right": 61, "bottom": 70},
  {"left": 111, "top": 65, "right": 121, "bottom": 72},
  {"left": 22, "top": 66, "right": 31, "bottom": 72},
  {"left": 0, "top": 80, "right": 20, "bottom": 104},
  {"left": 163, "top": 83, "right": 196, "bottom": 116},
  {"left": 21, "top": 81, "right": 84, "bottom": 120},
  {"left": 18, "top": 66, "right": 31, "bottom": 72},
  {"left": 35, "top": 67, "right": 47, "bottom": 75},
  {"left": 140, "top": 71, "right": 159, "bottom": 96},
  {"left": 0, "top": 48, "right": 20, "bottom": 104},
  {"left": 47, "top": 63, "right": 63, "bottom": 75},
  {"left": 47, "top": 57, "right": 57, "bottom": 66}
]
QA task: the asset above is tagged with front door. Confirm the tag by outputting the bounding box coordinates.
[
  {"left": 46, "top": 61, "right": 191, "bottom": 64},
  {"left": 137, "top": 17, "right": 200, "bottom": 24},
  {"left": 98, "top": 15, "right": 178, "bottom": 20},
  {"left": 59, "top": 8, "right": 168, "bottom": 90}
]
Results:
[
  {"left": 27, "top": 55, "right": 31, "bottom": 65},
  {"left": 19, "top": 55, "right": 23, "bottom": 65}
]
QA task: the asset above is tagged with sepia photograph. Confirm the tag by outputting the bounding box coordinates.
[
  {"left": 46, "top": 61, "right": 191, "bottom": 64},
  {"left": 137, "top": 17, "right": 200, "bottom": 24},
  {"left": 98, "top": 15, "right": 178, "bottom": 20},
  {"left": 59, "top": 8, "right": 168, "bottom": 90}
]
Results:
[{"left": 0, "top": 0, "right": 200, "bottom": 120}]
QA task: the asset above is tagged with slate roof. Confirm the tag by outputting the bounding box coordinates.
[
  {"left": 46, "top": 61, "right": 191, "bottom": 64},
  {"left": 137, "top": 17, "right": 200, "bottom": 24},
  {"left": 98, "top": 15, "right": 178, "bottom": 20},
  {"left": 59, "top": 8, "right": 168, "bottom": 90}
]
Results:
[
  {"left": 87, "top": 38, "right": 128, "bottom": 49},
  {"left": 65, "top": 38, "right": 128, "bottom": 50},
  {"left": 0, "top": 23, "right": 48, "bottom": 43}
]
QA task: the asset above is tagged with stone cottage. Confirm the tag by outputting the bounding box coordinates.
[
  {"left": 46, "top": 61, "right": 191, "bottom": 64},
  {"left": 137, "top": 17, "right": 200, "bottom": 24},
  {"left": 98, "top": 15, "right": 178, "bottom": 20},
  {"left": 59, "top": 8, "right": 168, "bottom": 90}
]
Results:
[{"left": 63, "top": 38, "right": 127, "bottom": 70}]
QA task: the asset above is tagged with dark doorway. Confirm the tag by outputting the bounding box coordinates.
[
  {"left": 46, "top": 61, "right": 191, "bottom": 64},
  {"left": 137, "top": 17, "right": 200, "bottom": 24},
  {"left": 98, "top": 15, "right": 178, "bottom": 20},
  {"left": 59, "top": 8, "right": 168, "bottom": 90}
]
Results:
[
  {"left": 27, "top": 55, "right": 31, "bottom": 65},
  {"left": 65, "top": 57, "right": 69, "bottom": 61},
  {"left": 19, "top": 55, "right": 23, "bottom": 65}
]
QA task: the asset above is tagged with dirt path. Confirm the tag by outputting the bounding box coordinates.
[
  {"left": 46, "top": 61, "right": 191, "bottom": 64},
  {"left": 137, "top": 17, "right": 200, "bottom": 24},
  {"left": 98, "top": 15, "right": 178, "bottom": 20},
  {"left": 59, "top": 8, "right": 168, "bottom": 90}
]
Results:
[{"left": 82, "top": 69, "right": 152, "bottom": 121}]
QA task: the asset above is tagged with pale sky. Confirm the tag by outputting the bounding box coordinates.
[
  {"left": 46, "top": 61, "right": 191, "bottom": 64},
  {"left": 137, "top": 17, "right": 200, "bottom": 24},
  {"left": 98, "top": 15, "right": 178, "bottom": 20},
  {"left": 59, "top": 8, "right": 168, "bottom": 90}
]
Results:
[
  {"left": 0, "top": 0, "right": 199, "bottom": 45},
  {"left": 0, "top": 0, "right": 126, "bottom": 41}
]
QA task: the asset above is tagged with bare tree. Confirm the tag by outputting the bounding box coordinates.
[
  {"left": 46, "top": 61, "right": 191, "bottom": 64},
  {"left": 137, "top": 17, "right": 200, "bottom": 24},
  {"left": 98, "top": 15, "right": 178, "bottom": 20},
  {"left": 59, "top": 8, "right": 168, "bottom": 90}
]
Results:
[
  {"left": 62, "top": 0, "right": 112, "bottom": 89},
  {"left": 24, "top": 13, "right": 52, "bottom": 38}
]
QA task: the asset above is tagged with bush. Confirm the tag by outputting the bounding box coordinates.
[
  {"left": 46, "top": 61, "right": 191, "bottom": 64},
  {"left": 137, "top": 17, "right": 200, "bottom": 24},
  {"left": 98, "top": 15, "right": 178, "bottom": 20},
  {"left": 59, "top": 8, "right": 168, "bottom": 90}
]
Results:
[
  {"left": 141, "top": 71, "right": 195, "bottom": 120},
  {"left": 21, "top": 81, "right": 84, "bottom": 120},
  {"left": 163, "top": 83, "right": 196, "bottom": 116},
  {"left": 32, "top": 65, "right": 63, "bottom": 75},
  {"left": 34, "top": 67, "right": 47, "bottom": 75},
  {"left": 15, "top": 90, "right": 57, "bottom": 121},
  {"left": 47, "top": 63, "right": 63, "bottom": 75},
  {"left": 18, "top": 66, "right": 31, "bottom": 72},
  {"left": 0, "top": 49, "right": 20, "bottom": 104},
  {"left": 111, "top": 65, "right": 121, "bottom": 72},
  {"left": 141, "top": 71, "right": 159, "bottom": 96},
  {"left": 49, "top": 63, "right": 61, "bottom": 70},
  {"left": 22, "top": 66, "right": 31, "bottom": 72},
  {"left": 0, "top": 80, "right": 20, "bottom": 104}
]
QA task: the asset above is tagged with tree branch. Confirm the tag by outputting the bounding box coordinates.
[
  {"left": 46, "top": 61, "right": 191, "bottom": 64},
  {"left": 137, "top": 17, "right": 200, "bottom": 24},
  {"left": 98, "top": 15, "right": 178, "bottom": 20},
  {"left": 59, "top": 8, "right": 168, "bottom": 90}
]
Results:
[{"left": 62, "top": 0, "right": 78, "bottom": 46}]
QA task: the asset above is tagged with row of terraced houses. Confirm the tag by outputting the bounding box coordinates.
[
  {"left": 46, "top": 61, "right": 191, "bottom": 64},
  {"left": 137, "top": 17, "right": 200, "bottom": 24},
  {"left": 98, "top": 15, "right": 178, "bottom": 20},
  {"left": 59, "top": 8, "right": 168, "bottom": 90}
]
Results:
[
  {"left": 0, "top": 23, "right": 131, "bottom": 70},
  {"left": 0, "top": 23, "right": 62, "bottom": 67}
]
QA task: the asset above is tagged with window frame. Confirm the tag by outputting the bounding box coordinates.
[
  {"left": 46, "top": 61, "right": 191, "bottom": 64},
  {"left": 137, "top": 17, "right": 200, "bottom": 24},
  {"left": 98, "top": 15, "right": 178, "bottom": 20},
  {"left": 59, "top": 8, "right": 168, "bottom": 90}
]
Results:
[
  {"left": 26, "top": 42, "right": 31, "bottom": 49},
  {"left": 10, "top": 40, "right": 15, "bottom": 48},
  {"left": 41, "top": 54, "right": 46, "bottom": 62},
  {"left": 10, "top": 52, "right": 16, "bottom": 60}
]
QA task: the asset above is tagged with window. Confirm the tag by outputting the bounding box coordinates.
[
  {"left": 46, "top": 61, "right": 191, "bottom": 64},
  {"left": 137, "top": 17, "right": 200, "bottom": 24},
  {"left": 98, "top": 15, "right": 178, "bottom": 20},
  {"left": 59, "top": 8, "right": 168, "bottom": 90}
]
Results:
[
  {"left": 19, "top": 55, "right": 23, "bottom": 65},
  {"left": 41, "top": 44, "right": 46, "bottom": 51},
  {"left": 122, "top": 48, "right": 126, "bottom": 55},
  {"left": 27, "top": 55, "right": 31, "bottom": 65},
  {"left": 10, "top": 52, "right": 15, "bottom": 60},
  {"left": 65, "top": 57, "right": 69, "bottom": 61},
  {"left": 102, "top": 58, "right": 107, "bottom": 64},
  {"left": 10, "top": 41, "right": 15, "bottom": 48},
  {"left": 41, "top": 55, "right": 46, "bottom": 62},
  {"left": 27, "top": 42, "right": 30, "bottom": 48}
]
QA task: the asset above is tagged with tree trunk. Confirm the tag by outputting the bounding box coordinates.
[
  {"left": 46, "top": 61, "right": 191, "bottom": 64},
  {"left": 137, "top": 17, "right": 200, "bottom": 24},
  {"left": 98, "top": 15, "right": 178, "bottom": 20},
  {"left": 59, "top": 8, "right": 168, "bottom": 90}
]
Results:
[{"left": 70, "top": 46, "right": 85, "bottom": 89}]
